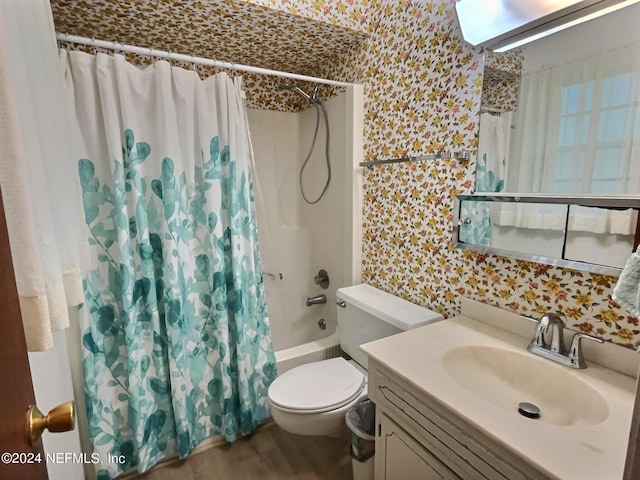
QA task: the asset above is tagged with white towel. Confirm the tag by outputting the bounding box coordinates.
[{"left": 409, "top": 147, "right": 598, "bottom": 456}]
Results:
[
  {"left": 610, "top": 209, "right": 638, "bottom": 235},
  {"left": 569, "top": 206, "right": 637, "bottom": 235},
  {"left": 0, "top": 0, "right": 85, "bottom": 351},
  {"left": 612, "top": 245, "right": 640, "bottom": 319}
]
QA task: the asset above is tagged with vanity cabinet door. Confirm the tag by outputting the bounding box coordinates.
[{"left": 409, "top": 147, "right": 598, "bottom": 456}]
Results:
[{"left": 375, "top": 413, "right": 459, "bottom": 480}]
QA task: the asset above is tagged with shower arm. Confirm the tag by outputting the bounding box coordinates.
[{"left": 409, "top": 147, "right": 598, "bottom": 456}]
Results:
[{"left": 311, "top": 84, "right": 321, "bottom": 102}]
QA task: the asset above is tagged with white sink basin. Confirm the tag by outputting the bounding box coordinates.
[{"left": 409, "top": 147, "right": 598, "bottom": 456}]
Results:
[
  {"left": 442, "top": 345, "right": 610, "bottom": 426},
  {"left": 362, "top": 308, "right": 638, "bottom": 480}
]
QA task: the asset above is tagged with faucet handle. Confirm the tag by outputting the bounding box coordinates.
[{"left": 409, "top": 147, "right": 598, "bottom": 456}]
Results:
[
  {"left": 528, "top": 313, "right": 566, "bottom": 351},
  {"left": 529, "top": 317, "right": 549, "bottom": 348},
  {"left": 543, "top": 313, "right": 566, "bottom": 353},
  {"left": 529, "top": 315, "right": 550, "bottom": 348},
  {"left": 568, "top": 333, "right": 604, "bottom": 369}
]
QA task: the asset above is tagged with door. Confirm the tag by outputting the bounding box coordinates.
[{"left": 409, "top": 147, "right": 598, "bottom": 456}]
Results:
[
  {"left": 0, "top": 189, "right": 48, "bottom": 480},
  {"left": 376, "top": 413, "right": 459, "bottom": 480}
]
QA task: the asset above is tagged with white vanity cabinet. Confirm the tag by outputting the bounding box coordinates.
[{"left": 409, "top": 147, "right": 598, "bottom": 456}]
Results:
[
  {"left": 362, "top": 304, "right": 638, "bottom": 480},
  {"left": 369, "top": 359, "right": 539, "bottom": 480},
  {"left": 376, "top": 413, "right": 457, "bottom": 479}
]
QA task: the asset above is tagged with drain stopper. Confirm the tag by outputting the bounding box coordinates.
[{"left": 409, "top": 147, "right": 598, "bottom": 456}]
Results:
[{"left": 518, "top": 402, "right": 540, "bottom": 419}]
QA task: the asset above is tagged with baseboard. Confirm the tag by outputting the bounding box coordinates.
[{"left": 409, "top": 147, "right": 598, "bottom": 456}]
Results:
[{"left": 117, "top": 422, "right": 275, "bottom": 479}]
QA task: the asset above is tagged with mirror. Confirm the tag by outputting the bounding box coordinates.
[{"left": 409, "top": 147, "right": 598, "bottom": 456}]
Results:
[
  {"left": 454, "top": 195, "right": 640, "bottom": 276},
  {"left": 476, "top": 3, "right": 640, "bottom": 195}
]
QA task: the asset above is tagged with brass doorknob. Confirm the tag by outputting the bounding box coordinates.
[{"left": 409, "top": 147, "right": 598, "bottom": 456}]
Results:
[{"left": 27, "top": 401, "right": 75, "bottom": 446}]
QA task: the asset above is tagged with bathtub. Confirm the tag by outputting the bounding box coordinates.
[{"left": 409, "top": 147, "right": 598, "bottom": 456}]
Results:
[{"left": 275, "top": 333, "right": 342, "bottom": 374}]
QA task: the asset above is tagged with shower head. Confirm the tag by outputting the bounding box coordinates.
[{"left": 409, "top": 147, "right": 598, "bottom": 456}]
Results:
[
  {"left": 278, "top": 82, "right": 312, "bottom": 102},
  {"left": 278, "top": 82, "right": 321, "bottom": 104},
  {"left": 278, "top": 82, "right": 297, "bottom": 91}
]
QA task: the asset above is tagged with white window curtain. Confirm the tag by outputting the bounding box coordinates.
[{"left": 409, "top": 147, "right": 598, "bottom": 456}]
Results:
[
  {"left": 0, "top": 0, "right": 86, "bottom": 351},
  {"left": 508, "top": 42, "right": 640, "bottom": 194},
  {"left": 504, "top": 42, "right": 640, "bottom": 233}
]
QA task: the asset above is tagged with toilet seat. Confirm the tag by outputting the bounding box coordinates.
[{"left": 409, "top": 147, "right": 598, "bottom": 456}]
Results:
[{"left": 268, "top": 357, "right": 365, "bottom": 413}]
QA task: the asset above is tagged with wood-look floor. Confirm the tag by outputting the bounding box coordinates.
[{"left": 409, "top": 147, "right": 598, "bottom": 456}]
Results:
[{"left": 133, "top": 423, "right": 354, "bottom": 480}]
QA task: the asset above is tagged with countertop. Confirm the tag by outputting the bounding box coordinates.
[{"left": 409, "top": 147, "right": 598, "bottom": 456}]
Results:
[{"left": 361, "top": 314, "right": 637, "bottom": 480}]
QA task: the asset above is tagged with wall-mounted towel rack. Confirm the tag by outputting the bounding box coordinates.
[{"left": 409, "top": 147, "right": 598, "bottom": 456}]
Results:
[
  {"left": 480, "top": 105, "right": 505, "bottom": 116},
  {"left": 359, "top": 150, "right": 471, "bottom": 168},
  {"left": 263, "top": 271, "right": 283, "bottom": 280}
]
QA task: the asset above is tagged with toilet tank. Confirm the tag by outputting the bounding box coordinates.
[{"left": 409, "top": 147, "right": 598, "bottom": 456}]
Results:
[{"left": 336, "top": 284, "right": 444, "bottom": 369}]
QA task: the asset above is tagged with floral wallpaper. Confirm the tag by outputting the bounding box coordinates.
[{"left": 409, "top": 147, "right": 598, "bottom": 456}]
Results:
[
  {"left": 457, "top": 253, "right": 639, "bottom": 344},
  {"left": 484, "top": 49, "right": 523, "bottom": 75},
  {"left": 322, "top": 0, "right": 639, "bottom": 349},
  {"left": 480, "top": 50, "right": 523, "bottom": 113},
  {"left": 481, "top": 67, "right": 521, "bottom": 113},
  {"left": 51, "top": 0, "right": 366, "bottom": 112},
  {"left": 246, "top": 0, "right": 372, "bottom": 31},
  {"left": 51, "top": 0, "right": 639, "bottom": 348},
  {"left": 319, "top": 0, "right": 482, "bottom": 162}
]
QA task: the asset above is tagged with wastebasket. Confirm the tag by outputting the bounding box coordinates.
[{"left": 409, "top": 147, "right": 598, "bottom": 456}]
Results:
[{"left": 345, "top": 398, "right": 376, "bottom": 480}]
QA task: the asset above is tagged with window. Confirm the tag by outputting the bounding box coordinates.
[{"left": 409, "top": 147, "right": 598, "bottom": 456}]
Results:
[{"left": 554, "top": 70, "right": 639, "bottom": 194}]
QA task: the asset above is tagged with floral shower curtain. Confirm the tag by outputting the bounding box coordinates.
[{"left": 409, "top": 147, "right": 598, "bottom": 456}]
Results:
[
  {"left": 459, "top": 113, "right": 506, "bottom": 245},
  {"left": 63, "top": 51, "right": 277, "bottom": 478}
]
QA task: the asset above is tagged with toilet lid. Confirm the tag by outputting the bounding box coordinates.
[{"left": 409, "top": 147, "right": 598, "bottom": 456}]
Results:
[{"left": 268, "top": 357, "right": 365, "bottom": 412}]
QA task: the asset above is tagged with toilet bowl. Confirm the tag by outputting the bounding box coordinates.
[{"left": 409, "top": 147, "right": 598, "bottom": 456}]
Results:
[
  {"left": 268, "top": 357, "right": 367, "bottom": 437},
  {"left": 267, "top": 284, "right": 444, "bottom": 437}
]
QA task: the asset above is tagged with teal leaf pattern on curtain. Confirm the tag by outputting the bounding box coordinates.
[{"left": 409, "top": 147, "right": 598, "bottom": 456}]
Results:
[
  {"left": 461, "top": 153, "right": 505, "bottom": 245},
  {"left": 78, "top": 129, "right": 277, "bottom": 478}
]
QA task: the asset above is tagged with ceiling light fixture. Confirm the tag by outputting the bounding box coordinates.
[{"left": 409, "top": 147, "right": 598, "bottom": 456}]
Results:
[{"left": 455, "top": 0, "right": 640, "bottom": 52}]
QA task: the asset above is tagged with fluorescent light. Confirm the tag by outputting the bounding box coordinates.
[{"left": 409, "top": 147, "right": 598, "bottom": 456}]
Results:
[
  {"left": 455, "top": 0, "right": 640, "bottom": 52},
  {"left": 494, "top": 0, "right": 640, "bottom": 52}
]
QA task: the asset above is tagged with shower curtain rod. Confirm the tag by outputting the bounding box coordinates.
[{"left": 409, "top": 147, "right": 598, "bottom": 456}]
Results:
[{"left": 56, "top": 33, "right": 356, "bottom": 88}]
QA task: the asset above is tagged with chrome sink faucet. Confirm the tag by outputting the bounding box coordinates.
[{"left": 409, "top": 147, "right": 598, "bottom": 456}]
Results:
[{"left": 527, "top": 313, "right": 603, "bottom": 369}]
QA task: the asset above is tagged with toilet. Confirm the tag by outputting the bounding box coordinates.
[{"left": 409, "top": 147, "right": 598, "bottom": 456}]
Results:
[{"left": 268, "top": 283, "right": 444, "bottom": 437}]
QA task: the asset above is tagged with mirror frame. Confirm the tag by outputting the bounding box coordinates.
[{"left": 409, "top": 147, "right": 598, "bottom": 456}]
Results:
[{"left": 452, "top": 194, "right": 640, "bottom": 276}]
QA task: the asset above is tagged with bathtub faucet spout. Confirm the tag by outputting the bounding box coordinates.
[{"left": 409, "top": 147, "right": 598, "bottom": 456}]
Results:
[{"left": 306, "top": 294, "right": 327, "bottom": 307}]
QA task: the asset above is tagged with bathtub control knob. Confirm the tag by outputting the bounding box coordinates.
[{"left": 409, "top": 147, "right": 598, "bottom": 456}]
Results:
[
  {"left": 318, "top": 318, "right": 326, "bottom": 330},
  {"left": 314, "top": 269, "right": 330, "bottom": 289}
]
